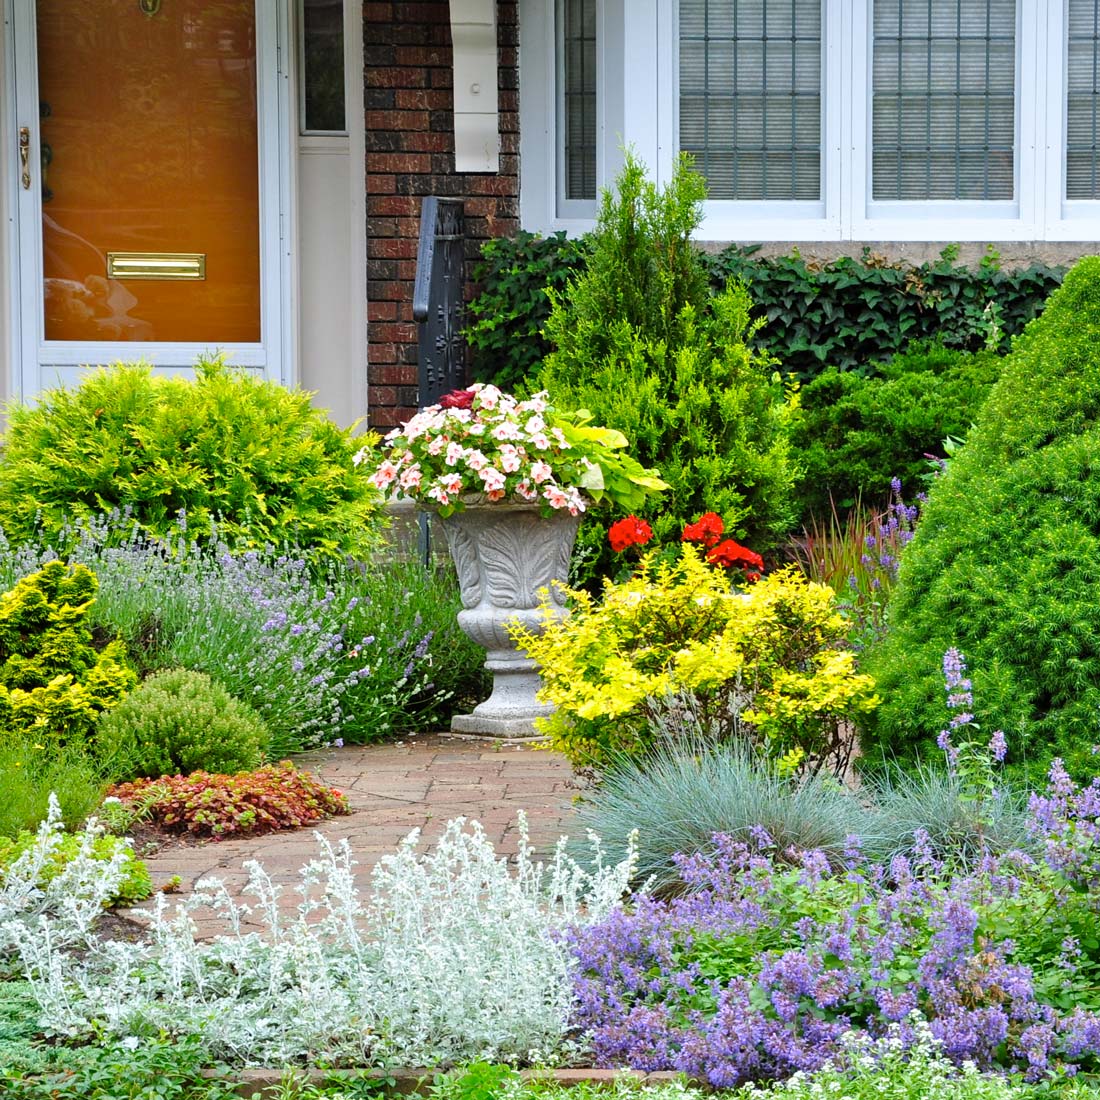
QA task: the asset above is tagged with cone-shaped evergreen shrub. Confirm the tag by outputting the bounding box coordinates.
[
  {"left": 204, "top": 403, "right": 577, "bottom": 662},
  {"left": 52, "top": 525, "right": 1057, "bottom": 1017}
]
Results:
[
  {"left": 537, "top": 152, "right": 798, "bottom": 582},
  {"left": 862, "top": 257, "right": 1100, "bottom": 782}
]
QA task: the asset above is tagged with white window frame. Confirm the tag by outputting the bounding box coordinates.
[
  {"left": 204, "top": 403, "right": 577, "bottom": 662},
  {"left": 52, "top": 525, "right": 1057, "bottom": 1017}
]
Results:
[
  {"left": 521, "top": 0, "right": 1100, "bottom": 241},
  {"left": 657, "top": 0, "right": 844, "bottom": 240},
  {"left": 1043, "top": 0, "right": 1100, "bottom": 238},
  {"left": 850, "top": 0, "right": 1040, "bottom": 241}
]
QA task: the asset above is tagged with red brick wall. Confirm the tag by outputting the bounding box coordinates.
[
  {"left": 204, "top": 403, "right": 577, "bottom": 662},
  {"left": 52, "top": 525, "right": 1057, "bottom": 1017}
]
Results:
[{"left": 364, "top": 1, "right": 520, "bottom": 430}]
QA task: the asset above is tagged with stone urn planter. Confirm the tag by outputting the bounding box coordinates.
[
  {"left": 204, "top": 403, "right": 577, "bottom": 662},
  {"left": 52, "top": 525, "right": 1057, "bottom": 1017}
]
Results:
[{"left": 435, "top": 503, "right": 580, "bottom": 737}]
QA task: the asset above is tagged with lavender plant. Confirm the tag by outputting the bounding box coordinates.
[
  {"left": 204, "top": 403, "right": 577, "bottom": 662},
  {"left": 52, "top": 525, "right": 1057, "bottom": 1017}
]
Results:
[
  {"left": 0, "top": 515, "right": 482, "bottom": 755},
  {"left": 11, "top": 815, "right": 637, "bottom": 1067}
]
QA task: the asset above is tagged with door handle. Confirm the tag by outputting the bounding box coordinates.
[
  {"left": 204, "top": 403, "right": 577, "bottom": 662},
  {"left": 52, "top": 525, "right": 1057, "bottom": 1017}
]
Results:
[{"left": 19, "top": 128, "right": 30, "bottom": 190}]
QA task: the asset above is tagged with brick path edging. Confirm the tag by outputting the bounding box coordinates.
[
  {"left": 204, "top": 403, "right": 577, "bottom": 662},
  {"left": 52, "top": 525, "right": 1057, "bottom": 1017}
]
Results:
[{"left": 210, "top": 1067, "right": 689, "bottom": 1099}]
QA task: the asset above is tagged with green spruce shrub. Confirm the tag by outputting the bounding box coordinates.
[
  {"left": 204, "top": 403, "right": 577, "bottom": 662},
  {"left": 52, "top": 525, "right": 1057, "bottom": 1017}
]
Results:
[
  {"left": 862, "top": 257, "right": 1100, "bottom": 781},
  {"left": 538, "top": 153, "right": 798, "bottom": 581},
  {"left": 792, "top": 343, "right": 1002, "bottom": 519},
  {"left": 0, "top": 356, "right": 380, "bottom": 559},
  {"left": 0, "top": 561, "right": 135, "bottom": 744},
  {"left": 97, "top": 668, "right": 269, "bottom": 779}
]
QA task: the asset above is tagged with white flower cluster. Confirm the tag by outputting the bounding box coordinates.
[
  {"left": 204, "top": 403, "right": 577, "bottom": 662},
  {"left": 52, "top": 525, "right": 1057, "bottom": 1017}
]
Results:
[
  {"left": 357, "top": 384, "right": 587, "bottom": 514},
  {"left": 0, "top": 795, "right": 132, "bottom": 964},
  {"left": 11, "top": 813, "right": 637, "bottom": 1068}
]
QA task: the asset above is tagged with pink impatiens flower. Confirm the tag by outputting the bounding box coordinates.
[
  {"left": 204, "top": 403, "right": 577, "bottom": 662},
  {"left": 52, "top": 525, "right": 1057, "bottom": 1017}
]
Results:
[
  {"left": 530, "top": 460, "right": 553, "bottom": 484},
  {"left": 480, "top": 467, "right": 507, "bottom": 493},
  {"left": 445, "top": 441, "right": 466, "bottom": 466},
  {"left": 543, "top": 485, "right": 570, "bottom": 509},
  {"left": 399, "top": 464, "right": 423, "bottom": 491},
  {"left": 499, "top": 445, "right": 522, "bottom": 474},
  {"left": 370, "top": 460, "right": 400, "bottom": 490}
]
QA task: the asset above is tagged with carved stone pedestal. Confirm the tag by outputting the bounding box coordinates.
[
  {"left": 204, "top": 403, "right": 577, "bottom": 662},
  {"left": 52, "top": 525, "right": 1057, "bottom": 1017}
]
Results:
[{"left": 436, "top": 504, "right": 580, "bottom": 737}]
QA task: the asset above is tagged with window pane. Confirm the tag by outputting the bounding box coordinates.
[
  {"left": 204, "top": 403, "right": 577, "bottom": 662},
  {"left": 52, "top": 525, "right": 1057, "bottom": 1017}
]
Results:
[
  {"left": 303, "top": 0, "right": 345, "bottom": 132},
  {"left": 559, "top": 0, "right": 597, "bottom": 201},
  {"left": 679, "top": 0, "right": 822, "bottom": 201},
  {"left": 1068, "top": 0, "right": 1100, "bottom": 199},
  {"left": 872, "top": 0, "right": 1015, "bottom": 201}
]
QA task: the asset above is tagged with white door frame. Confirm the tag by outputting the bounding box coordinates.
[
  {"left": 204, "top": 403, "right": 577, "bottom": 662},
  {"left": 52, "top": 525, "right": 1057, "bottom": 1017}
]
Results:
[{"left": 3, "top": 0, "right": 297, "bottom": 398}]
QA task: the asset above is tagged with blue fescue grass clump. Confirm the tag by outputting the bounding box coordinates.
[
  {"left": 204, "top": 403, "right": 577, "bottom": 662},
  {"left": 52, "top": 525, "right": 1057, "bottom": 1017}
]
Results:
[
  {"left": 569, "top": 742, "right": 875, "bottom": 894},
  {"left": 0, "top": 515, "right": 484, "bottom": 756}
]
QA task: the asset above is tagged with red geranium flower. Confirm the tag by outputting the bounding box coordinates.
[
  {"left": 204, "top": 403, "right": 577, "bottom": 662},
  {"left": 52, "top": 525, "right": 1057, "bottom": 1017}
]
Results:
[
  {"left": 439, "top": 388, "right": 476, "bottom": 410},
  {"left": 682, "top": 512, "right": 724, "bottom": 548},
  {"left": 706, "top": 538, "right": 765, "bottom": 576},
  {"left": 608, "top": 515, "right": 653, "bottom": 553}
]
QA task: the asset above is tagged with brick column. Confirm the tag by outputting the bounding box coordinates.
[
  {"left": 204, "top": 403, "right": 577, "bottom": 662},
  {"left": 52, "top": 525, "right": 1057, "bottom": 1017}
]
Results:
[{"left": 364, "top": 1, "right": 520, "bottom": 431}]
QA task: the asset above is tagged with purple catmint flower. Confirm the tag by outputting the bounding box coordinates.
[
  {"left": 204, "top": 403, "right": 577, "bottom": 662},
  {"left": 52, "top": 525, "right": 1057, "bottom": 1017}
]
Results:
[
  {"left": 891, "top": 476, "right": 902, "bottom": 493},
  {"left": 990, "top": 729, "right": 1008, "bottom": 763}
]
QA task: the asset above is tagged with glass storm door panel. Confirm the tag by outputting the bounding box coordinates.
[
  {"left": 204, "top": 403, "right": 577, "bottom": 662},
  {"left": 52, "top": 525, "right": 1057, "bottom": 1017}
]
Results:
[{"left": 35, "top": 0, "right": 261, "bottom": 343}]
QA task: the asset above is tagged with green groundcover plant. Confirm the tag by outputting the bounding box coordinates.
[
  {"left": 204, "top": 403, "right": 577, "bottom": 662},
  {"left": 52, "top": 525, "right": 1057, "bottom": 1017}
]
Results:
[
  {"left": 860, "top": 255, "right": 1100, "bottom": 781},
  {"left": 0, "top": 737, "right": 105, "bottom": 839},
  {"left": 0, "top": 356, "right": 381, "bottom": 560}
]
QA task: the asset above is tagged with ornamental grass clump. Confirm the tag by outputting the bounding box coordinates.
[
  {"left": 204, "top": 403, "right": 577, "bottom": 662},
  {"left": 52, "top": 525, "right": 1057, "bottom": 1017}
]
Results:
[
  {"left": 12, "top": 815, "right": 637, "bottom": 1067},
  {"left": 569, "top": 740, "right": 876, "bottom": 894},
  {"left": 512, "top": 549, "right": 879, "bottom": 777},
  {"left": 861, "top": 256, "right": 1100, "bottom": 781}
]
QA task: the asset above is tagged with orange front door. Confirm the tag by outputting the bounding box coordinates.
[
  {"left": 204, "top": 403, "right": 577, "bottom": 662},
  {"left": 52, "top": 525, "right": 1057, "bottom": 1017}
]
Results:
[{"left": 36, "top": 0, "right": 261, "bottom": 343}]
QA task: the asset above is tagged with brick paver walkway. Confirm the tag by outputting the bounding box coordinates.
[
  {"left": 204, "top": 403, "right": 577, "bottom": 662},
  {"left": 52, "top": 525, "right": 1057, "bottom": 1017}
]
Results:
[{"left": 127, "top": 734, "right": 578, "bottom": 937}]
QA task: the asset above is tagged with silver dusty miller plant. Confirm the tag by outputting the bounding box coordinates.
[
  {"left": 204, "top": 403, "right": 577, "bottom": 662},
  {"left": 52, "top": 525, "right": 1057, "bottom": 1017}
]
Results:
[
  {"left": 12, "top": 812, "right": 637, "bottom": 1067},
  {"left": 0, "top": 795, "right": 131, "bottom": 969}
]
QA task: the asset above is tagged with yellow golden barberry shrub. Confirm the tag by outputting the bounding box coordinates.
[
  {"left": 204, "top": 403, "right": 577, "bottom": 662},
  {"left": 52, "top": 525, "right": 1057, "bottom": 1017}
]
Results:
[{"left": 511, "top": 550, "right": 879, "bottom": 775}]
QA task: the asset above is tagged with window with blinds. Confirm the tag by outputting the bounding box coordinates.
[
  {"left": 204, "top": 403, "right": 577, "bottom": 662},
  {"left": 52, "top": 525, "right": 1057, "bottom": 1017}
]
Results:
[
  {"left": 559, "top": 0, "right": 597, "bottom": 202},
  {"left": 1069, "top": 0, "right": 1100, "bottom": 199},
  {"left": 872, "top": 0, "right": 1015, "bottom": 202},
  {"left": 678, "top": 0, "right": 822, "bottom": 201}
]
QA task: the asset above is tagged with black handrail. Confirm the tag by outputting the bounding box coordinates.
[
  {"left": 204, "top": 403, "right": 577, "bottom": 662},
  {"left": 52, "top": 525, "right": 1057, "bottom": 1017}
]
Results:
[{"left": 413, "top": 196, "right": 466, "bottom": 409}]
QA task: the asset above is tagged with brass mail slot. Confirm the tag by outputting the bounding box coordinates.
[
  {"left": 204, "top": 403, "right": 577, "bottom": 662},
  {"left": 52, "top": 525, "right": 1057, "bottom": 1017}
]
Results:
[{"left": 106, "top": 252, "right": 206, "bottom": 280}]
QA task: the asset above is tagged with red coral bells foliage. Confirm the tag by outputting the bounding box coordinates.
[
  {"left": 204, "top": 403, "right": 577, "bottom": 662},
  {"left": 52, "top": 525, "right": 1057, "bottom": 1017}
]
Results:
[
  {"left": 608, "top": 515, "right": 653, "bottom": 553},
  {"left": 706, "top": 538, "right": 765, "bottom": 580},
  {"left": 109, "top": 762, "right": 349, "bottom": 839},
  {"left": 438, "top": 388, "right": 476, "bottom": 410},
  {"left": 682, "top": 512, "right": 725, "bottom": 548}
]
